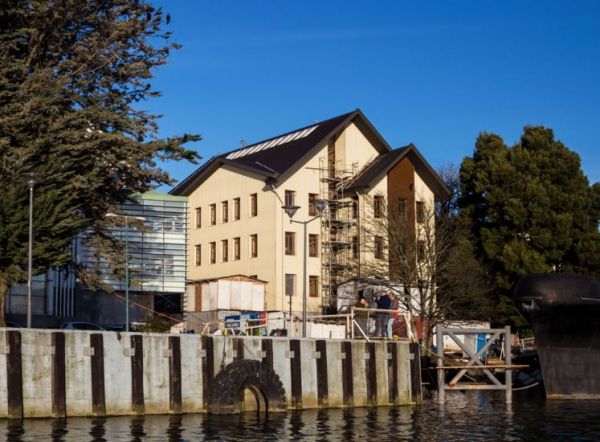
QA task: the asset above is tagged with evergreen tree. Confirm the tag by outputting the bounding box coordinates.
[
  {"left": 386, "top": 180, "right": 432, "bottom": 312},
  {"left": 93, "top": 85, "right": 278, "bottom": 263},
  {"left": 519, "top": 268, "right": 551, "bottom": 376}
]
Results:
[
  {"left": 0, "top": 1, "right": 200, "bottom": 323},
  {"left": 459, "top": 126, "right": 599, "bottom": 324}
]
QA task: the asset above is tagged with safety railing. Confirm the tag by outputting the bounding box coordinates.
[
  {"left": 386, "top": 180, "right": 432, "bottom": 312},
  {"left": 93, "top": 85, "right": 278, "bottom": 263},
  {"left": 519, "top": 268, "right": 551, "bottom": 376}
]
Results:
[{"left": 185, "top": 309, "right": 414, "bottom": 342}]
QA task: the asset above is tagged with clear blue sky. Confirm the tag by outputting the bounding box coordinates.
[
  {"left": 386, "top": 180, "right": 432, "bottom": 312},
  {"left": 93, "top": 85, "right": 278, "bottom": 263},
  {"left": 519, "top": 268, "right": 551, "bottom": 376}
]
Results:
[{"left": 148, "top": 1, "right": 600, "bottom": 189}]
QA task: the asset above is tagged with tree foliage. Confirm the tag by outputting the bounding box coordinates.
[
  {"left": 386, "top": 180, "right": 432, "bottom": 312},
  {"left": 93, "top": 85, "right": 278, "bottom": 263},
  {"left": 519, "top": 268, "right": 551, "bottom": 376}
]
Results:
[
  {"left": 459, "top": 126, "right": 599, "bottom": 320},
  {"left": 0, "top": 0, "right": 199, "bottom": 322}
]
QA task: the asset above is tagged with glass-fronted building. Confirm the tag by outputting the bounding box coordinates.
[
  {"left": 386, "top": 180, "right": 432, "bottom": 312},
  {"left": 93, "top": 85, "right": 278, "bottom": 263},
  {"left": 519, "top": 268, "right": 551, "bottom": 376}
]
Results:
[{"left": 5, "top": 191, "right": 188, "bottom": 327}]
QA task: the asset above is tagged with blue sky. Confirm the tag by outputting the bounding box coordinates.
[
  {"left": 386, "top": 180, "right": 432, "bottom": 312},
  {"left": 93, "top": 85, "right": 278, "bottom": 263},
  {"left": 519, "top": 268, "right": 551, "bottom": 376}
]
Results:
[{"left": 148, "top": 1, "right": 600, "bottom": 189}]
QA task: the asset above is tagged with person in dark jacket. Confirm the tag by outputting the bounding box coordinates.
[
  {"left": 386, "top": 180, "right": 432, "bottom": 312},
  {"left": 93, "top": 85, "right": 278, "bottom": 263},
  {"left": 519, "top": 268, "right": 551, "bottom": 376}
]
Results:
[{"left": 375, "top": 291, "right": 391, "bottom": 337}]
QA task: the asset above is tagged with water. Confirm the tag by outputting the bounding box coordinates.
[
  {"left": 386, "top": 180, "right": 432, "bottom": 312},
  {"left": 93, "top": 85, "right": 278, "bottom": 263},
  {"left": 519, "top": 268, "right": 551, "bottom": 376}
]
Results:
[{"left": 2, "top": 392, "right": 600, "bottom": 441}]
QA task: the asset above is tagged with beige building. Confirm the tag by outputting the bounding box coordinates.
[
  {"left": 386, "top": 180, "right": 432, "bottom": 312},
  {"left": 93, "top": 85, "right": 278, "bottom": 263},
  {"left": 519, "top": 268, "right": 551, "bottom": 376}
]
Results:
[{"left": 170, "top": 109, "right": 448, "bottom": 315}]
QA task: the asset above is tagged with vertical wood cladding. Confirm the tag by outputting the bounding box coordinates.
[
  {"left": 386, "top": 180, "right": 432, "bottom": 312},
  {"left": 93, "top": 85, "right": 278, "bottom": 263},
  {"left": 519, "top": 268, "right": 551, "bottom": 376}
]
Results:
[
  {"left": 130, "top": 335, "right": 144, "bottom": 414},
  {"left": 51, "top": 332, "right": 67, "bottom": 418},
  {"left": 6, "top": 331, "right": 23, "bottom": 419},
  {"left": 261, "top": 338, "right": 273, "bottom": 368},
  {"left": 387, "top": 156, "right": 416, "bottom": 275},
  {"left": 315, "top": 340, "right": 329, "bottom": 406},
  {"left": 388, "top": 342, "right": 399, "bottom": 404},
  {"left": 341, "top": 341, "right": 354, "bottom": 406},
  {"left": 169, "top": 336, "right": 182, "bottom": 413},
  {"left": 289, "top": 339, "right": 302, "bottom": 408},
  {"left": 90, "top": 333, "right": 106, "bottom": 416},
  {"left": 409, "top": 342, "right": 422, "bottom": 403},
  {"left": 201, "top": 336, "right": 214, "bottom": 409}
]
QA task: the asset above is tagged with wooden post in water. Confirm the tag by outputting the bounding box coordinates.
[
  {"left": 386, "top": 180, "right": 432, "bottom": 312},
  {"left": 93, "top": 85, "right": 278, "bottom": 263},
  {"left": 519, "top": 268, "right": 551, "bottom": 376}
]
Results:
[
  {"left": 436, "top": 328, "right": 445, "bottom": 405},
  {"left": 505, "top": 326, "right": 512, "bottom": 405}
]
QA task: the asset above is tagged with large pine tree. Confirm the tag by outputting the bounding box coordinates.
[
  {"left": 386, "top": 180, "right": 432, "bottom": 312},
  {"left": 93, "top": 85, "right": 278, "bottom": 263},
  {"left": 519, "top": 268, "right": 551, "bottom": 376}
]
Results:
[
  {"left": 460, "top": 126, "right": 599, "bottom": 323},
  {"left": 0, "top": 1, "right": 199, "bottom": 323}
]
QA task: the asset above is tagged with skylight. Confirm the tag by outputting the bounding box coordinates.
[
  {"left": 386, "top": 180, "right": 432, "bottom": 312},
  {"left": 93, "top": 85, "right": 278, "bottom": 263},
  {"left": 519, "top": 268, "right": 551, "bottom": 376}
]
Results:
[{"left": 225, "top": 124, "right": 319, "bottom": 160}]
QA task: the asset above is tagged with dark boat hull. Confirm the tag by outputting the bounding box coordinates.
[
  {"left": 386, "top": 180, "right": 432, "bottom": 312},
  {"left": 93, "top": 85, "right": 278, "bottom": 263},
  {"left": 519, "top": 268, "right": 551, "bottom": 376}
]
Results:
[{"left": 514, "top": 274, "right": 600, "bottom": 399}]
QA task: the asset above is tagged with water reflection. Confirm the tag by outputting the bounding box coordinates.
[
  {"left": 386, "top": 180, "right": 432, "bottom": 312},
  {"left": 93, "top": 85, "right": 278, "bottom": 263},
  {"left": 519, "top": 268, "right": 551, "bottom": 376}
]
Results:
[{"left": 1, "top": 393, "right": 600, "bottom": 441}]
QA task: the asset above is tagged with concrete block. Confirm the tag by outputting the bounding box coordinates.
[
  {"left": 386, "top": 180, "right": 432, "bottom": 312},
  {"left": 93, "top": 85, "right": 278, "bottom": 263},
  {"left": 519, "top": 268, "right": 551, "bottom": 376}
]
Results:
[
  {"left": 325, "top": 340, "right": 344, "bottom": 407},
  {"left": 374, "top": 342, "right": 389, "bottom": 406},
  {"left": 143, "top": 334, "right": 170, "bottom": 414},
  {"left": 271, "top": 338, "right": 292, "bottom": 406},
  {"left": 241, "top": 336, "right": 262, "bottom": 361},
  {"left": 21, "top": 330, "right": 53, "bottom": 417},
  {"left": 103, "top": 332, "right": 133, "bottom": 415},
  {"left": 299, "top": 340, "right": 318, "bottom": 409},
  {"left": 397, "top": 342, "right": 412, "bottom": 404},
  {"left": 179, "top": 334, "right": 203, "bottom": 413},
  {"left": 351, "top": 341, "right": 368, "bottom": 407},
  {"left": 64, "top": 331, "right": 93, "bottom": 416}
]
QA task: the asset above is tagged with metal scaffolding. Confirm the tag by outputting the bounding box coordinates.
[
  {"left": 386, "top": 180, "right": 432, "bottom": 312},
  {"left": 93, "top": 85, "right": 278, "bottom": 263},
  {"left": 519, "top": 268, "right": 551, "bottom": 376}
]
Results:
[{"left": 318, "top": 156, "right": 357, "bottom": 313}]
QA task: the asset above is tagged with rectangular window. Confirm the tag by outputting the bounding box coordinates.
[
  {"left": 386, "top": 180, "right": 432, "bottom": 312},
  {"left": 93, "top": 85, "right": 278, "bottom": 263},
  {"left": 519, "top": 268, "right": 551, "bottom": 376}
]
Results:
[
  {"left": 210, "top": 242, "right": 216, "bottom": 264},
  {"left": 233, "top": 198, "right": 240, "bottom": 220},
  {"left": 309, "top": 234, "right": 319, "bottom": 257},
  {"left": 374, "top": 236, "right": 384, "bottom": 259},
  {"left": 285, "top": 190, "right": 295, "bottom": 207},
  {"left": 374, "top": 195, "right": 384, "bottom": 218},
  {"left": 195, "top": 207, "right": 201, "bottom": 228},
  {"left": 210, "top": 204, "right": 216, "bottom": 225},
  {"left": 222, "top": 239, "right": 228, "bottom": 262},
  {"left": 416, "top": 201, "right": 425, "bottom": 223},
  {"left": 352, "top": 198, "right": 359, "bottom": 219},
  {"left": 352, "top": 235, "right": 359, "bottom": 259},
  {"left": 195, "top": 244, "right": 201, "bottom": 266},
  {"left": 285, "top": 274, "right": 296, "bottom": 296},
  {"left": 308, "top": 193, "right": 318, "bottom": 216},
  {"left": 309, "top": 275, "right": 319, "bottom": 298},
  {"left": 222, "top": 201, "right": 228, "bottom": 223},
  {"left": 285, "top": 231, "right": 296, "bottom": 255},
  {"left": 417, "top": 240, "right": 426, "bottom": 262},
  {"left": 250, "top": 193, "right": 258, "bottom": 217},
  {"left": 398, "top": 198, "right": 407, "bottom": 217},
  {"left": 250, "top": 234, "right": 258, "bottom": 258},
  {"left": 234, "top": 237, "right": 240, "bottom": 260}
]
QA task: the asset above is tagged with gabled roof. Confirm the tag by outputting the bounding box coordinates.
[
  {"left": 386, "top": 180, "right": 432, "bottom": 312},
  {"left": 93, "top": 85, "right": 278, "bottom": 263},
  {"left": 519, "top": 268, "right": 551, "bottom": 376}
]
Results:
[
  {"left": 345, "top": 144, "right": 451, "bottom": 198},
  {"left": 170, "top": 109, "right": 391, "bottom": 196}
]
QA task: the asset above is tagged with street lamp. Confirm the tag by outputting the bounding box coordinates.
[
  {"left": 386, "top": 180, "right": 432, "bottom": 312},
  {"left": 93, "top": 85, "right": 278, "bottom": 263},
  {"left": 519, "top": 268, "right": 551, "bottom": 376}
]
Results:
[
  {"left": 23, "top": 173, "right": 39, "bottom": 328},
  {"left": 106, "top": 213, "right": 146, "bottom": 332},
  {"left": 281, "top": 198, "right": 327, "bottom": 337}
]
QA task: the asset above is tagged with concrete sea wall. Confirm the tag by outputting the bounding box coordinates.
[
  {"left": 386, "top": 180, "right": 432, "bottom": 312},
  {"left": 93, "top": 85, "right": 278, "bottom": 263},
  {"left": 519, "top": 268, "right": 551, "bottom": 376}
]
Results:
[{"left": 0, "top": 329, "right": 420, "bottom": 418}]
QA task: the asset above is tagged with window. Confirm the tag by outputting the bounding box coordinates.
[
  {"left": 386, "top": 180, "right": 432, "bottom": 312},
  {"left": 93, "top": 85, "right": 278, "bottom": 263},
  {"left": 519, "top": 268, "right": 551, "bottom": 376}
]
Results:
[
  {"left": 416, "top": 201, "right": 425, "bottom": 224},
  {"left": 210, "top": 242, "right": 216, "bottom": 264},
  {"left": 285, "top": 232, "right": 296, "bottom": 255},
  {"left": 398, "top": 198, "right": 407, "bottom": 217},
  {"left": 233, "top": 198, "right": 240, "bottom": 220},
  {"left": 352, "top": 198, "right": 358, "bottom": 219},
  {"left": 352, "top": 236, "right": 359, "bottom": 259},
  {"left": 195, "top": 207, "right": 201, "bottom": 228},
  {"left": 374, "top": 236, "right": 384, "bottom": 259},
  {"left": 222, "top": 201, "right": 228, "bottom": 223},
  {"left": 285, "top": 190, "right": 295, "bottom": 207},
  {"left": 309, "top": 234, "right": 319, "bottom": 257},
  {"left": 195, "top": 244, "right": 201, "bottom": 266},
  {"left": 309, "top": 275, "right": 319, "bottom": 298},
  {"left": 285, "top": 274, "right": 296, "bottom": 296},
  {"left": 250, "top": 234, "right": 258, "bottom": 258},
  {"left": 222, "top": 239, "right": 228, "bottom": 262},
  {"left": 308, "top": 193, "right": 318, "bottom": 216},
  {"left": 374, "top": 195, "right": 384, "bottom": 218},
  {"left": 210, "top": 204, "right": 216, "bottom": 225},
  {"left": 233, "top": 237, "right": 241, "bottom": 260},
  {"left": 417, "top": 240, "right": 426, "bottom": 262},
  {"left": 250, "top": 193, "right": 258, "bottom": 217}
]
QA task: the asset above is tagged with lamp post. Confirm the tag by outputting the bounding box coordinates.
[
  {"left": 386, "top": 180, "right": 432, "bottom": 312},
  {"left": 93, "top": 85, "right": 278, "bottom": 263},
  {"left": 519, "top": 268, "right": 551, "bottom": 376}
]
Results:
[
  {"left": 106, "top": 213, "right": 146, "bottom": 332},
  {"left": 282, "top": 199, "right": 326, "bottom": 337},
  {"left": 23, "top": 173, "right": 39, "bottom": 328}
]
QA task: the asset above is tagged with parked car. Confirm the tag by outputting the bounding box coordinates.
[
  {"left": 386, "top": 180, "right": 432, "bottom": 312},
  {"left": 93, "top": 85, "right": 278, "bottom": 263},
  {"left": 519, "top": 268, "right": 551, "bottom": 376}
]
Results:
[{"left": 61, "top": 322, "right": 105, "bottom": 331}]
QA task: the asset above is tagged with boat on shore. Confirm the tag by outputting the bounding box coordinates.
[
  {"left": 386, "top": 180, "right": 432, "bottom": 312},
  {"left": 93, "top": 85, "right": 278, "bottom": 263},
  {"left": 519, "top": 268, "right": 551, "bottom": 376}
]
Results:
[{"left": 514, "top": 273, "right": 600, "bottom": 399}]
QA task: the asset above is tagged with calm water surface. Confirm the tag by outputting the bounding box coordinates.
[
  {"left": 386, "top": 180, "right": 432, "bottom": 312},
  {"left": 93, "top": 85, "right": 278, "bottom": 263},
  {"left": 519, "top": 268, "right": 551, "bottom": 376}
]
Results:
[{"left": 2, "top": 392, "right": 600, "bottom": 441}]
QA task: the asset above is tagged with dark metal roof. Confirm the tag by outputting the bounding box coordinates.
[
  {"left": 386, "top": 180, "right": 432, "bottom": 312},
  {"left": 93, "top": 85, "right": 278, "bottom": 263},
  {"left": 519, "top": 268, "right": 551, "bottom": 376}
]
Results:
[
  {"left": 170, "top": 109, "right": 391, "bottom": 196},
  {"left": 345, "top": 144, "right": 451, "bottom": 198}
]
